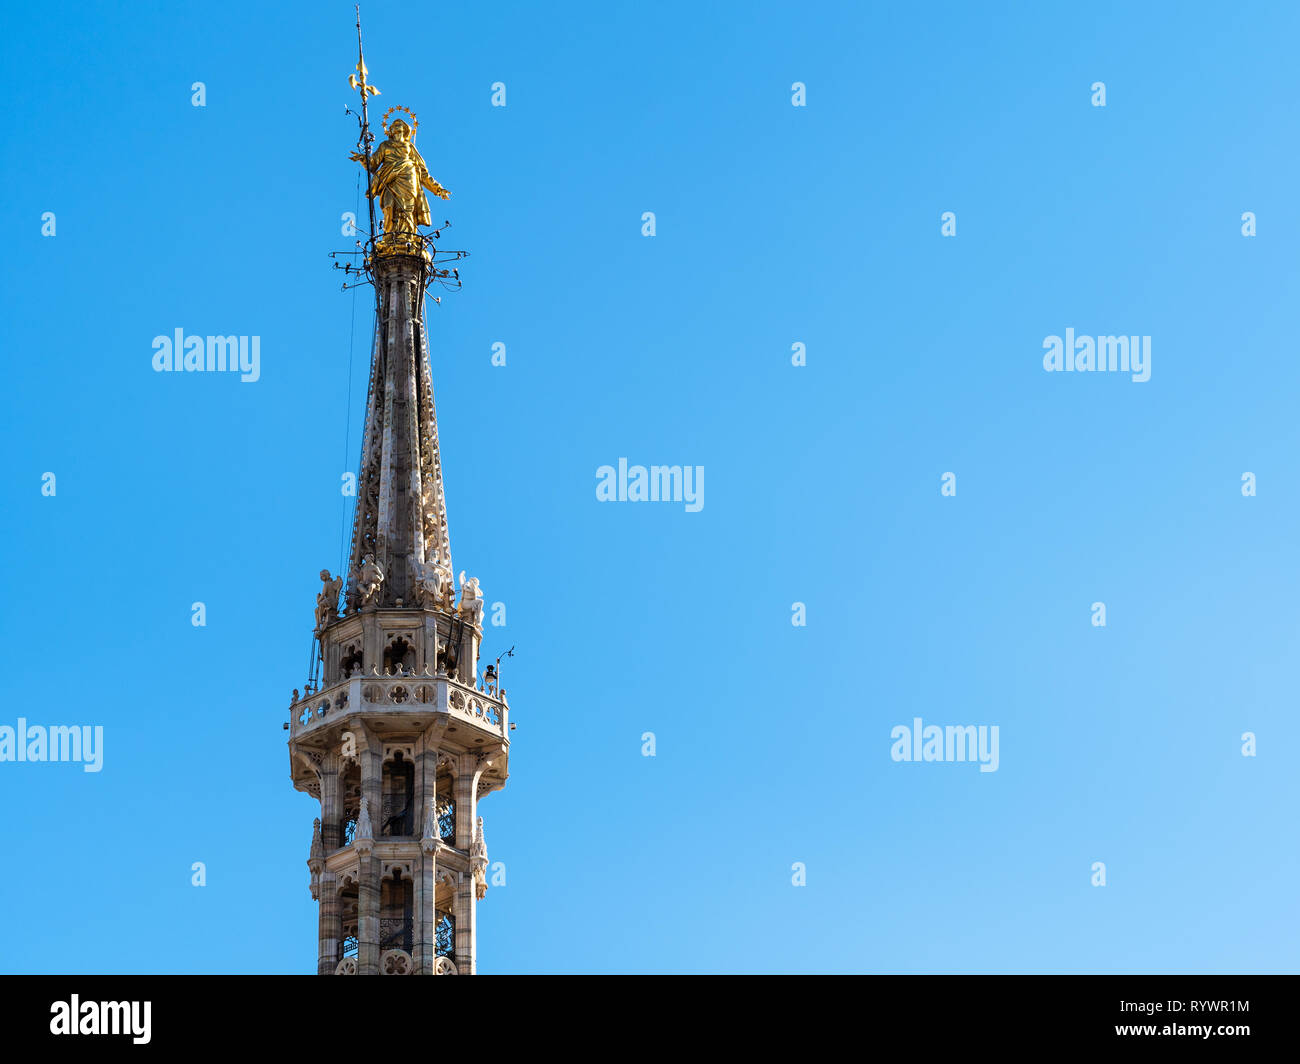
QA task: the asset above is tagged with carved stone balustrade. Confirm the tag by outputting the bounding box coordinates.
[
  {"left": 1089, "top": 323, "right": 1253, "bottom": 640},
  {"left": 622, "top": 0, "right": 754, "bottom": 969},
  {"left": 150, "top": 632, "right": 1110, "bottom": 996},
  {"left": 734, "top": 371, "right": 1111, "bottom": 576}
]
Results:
[{"left": 289, "top": 674, "right": 509, "bottom": 744}]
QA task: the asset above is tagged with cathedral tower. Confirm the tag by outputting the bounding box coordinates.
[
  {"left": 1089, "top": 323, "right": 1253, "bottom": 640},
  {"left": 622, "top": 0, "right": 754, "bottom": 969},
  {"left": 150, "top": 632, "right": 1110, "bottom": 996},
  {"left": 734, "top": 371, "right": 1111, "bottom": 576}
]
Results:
[{"left": 286, "top": 34, "right": 510, "bottom": 976}]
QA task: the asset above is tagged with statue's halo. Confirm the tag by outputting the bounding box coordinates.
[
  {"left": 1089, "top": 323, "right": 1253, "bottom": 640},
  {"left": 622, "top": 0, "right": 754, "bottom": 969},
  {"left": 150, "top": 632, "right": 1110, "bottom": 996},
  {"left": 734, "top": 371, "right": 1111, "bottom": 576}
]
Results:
[{"left": 381, "top": 105, "right": 419, "bottom": 138}]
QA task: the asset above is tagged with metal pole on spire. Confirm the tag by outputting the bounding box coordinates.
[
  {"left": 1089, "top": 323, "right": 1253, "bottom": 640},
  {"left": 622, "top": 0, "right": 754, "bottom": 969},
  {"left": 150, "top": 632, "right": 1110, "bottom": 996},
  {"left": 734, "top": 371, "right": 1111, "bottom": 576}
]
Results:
[{"left": 353, "top": 5, "right": 379, "bottom": 263}]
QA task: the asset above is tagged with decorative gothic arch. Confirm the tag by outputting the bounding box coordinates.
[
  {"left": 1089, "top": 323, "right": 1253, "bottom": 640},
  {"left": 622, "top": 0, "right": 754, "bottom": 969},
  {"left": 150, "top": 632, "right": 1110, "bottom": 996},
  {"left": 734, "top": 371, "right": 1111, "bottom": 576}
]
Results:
[
  {"left": 379, "top": 867, "right": 414, "bottom": 955},
  {"left": 383, "top": 631, "right": 418, "bottom": 674},
  {"left": 380, "top": 751, "right": 415, "bottom": 837},
  {"left": 340, "top": 642, "right": 364, "bottom": 678}
]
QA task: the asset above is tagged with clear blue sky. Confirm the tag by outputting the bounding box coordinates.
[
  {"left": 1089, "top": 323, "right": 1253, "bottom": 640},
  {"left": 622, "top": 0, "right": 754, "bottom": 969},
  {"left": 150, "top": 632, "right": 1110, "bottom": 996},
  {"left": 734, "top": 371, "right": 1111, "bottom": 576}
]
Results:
[{"left": 3, "top": 0, "right": 1298, "bottom": 973}]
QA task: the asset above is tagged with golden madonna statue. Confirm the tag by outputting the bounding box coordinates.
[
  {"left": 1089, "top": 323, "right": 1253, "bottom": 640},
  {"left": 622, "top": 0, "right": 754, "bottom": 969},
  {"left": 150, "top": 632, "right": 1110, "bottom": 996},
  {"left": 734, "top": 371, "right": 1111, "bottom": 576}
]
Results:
[{"left": 351, "top": 114, "right": 450, "bottom": 253}]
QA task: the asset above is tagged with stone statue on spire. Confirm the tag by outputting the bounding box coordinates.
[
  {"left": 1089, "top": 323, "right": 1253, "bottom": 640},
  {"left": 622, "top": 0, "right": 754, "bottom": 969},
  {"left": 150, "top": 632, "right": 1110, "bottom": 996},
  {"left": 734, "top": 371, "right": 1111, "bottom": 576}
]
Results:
[
  {"left": 412, "top": 554, "right": 453, "bottom": 610},
  {"left": 354, "top": 554, "right": 385, "bottom": 608},
  {"left": 315, "top": 569, "right": 343, "bottom": 630}
]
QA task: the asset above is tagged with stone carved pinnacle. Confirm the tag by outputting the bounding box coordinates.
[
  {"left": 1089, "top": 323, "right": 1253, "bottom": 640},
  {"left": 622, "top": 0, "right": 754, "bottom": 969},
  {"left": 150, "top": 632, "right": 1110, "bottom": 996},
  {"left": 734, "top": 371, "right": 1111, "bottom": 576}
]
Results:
[
  {"left": 421, "top": 797, "right": 441, "bottom": 854},
  {"left": 471, "top": 816, "right": 489, "bottom": 900},
  {"left": 471, "top": 815, "right": 487, "bottom": 865},
  {"left": 308, "top": 817, "right": 324, "bottom": 901},
  {"left": 357, "top": 796, "right": 373, "bottom": 841}
]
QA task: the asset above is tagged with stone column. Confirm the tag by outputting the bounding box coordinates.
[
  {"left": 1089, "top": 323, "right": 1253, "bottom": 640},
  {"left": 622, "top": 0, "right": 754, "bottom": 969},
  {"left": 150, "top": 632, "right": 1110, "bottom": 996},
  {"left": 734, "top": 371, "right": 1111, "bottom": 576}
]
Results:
[
  {"left": 423, "top": 614, "right": 439, "bottom": 674},
  {"left": 454, "top": 754, "right": 477, "bottom": 851},
  {"left": 414, "top": 730, "right": 439, "bottom": 855},
  {"left": 355, "top": 761, "right": 380, "bottom": 975},
  {"left": 320, "top": 751, "right": 340, "bottom": 851},
  {"left": 361, "top": 744, "right": 382, "bottom": 850},
  {"left": 357, "top": 852, "right": 379, "bottom": 974},
  {"left": 362, "top": 612, "right": 381, "bottom": 674},
  {"left": 465, "top": 626, "right": 480, "bottom": 688},
  {"left": 453, "top": 869, "right": 475, "bottom": 975},
  {"left": 318, "top": 871, "right": 340, "bottom": 975},
  {"left": 418, "top": 806, "right": 439, "bottom": 975}
]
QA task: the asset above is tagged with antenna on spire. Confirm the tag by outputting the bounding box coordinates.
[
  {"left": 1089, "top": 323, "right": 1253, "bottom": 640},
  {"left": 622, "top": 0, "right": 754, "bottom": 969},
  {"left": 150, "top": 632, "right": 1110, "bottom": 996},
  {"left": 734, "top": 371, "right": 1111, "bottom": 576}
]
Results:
[{"left": 349, "top": 5, "right": 380, "bottom": 264}]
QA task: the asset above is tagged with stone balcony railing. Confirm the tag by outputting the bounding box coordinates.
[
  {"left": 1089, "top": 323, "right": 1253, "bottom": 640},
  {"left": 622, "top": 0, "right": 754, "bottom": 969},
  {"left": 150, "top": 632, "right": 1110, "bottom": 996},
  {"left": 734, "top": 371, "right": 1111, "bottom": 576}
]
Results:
[{"left": 290, "top": 672, "right": 509, "bottom": 741}]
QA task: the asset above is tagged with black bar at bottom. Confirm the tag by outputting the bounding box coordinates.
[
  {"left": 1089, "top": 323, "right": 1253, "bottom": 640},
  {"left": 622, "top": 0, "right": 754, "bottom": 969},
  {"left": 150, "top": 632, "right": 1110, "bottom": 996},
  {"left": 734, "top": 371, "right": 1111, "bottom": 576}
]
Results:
[{"left": 0, "top": 974, "right": 1288, "bottom": 1053}]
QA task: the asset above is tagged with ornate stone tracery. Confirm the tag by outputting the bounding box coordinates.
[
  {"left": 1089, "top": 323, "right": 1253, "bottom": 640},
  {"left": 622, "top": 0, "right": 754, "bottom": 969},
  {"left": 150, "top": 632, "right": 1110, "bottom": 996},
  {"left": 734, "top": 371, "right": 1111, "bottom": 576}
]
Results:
[{"left": 380, "top": 949, "right": 414, "bottom": 975}]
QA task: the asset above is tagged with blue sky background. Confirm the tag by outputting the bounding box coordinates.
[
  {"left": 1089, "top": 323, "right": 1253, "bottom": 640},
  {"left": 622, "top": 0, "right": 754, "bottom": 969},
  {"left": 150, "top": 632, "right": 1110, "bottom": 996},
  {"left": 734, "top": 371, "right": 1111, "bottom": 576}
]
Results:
[{"left": 2, "top": 0, "right": 1298, "bottom": 973}]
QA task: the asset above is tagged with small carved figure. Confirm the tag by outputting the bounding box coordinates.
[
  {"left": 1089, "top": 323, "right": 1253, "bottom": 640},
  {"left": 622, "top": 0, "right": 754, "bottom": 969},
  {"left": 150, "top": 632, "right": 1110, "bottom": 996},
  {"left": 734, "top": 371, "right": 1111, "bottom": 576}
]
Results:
[
  {"left": 411, "top": 555, "right": 452, "bottom": 609},
  {"left": 458, "top": 571, "right": 484, "bottom": 627},
  {"left": 315, "top": 569, "right": 344, "bottom": 629},
  {"left": 355, "top": 554, "right": 385, "bottom": 608}
]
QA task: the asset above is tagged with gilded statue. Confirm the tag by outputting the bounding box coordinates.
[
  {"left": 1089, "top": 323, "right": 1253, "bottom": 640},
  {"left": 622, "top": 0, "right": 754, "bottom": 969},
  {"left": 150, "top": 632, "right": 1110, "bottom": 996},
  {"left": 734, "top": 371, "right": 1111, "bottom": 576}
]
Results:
[{"left": 350, "top": 116, "right": 449, "bottom": 251}]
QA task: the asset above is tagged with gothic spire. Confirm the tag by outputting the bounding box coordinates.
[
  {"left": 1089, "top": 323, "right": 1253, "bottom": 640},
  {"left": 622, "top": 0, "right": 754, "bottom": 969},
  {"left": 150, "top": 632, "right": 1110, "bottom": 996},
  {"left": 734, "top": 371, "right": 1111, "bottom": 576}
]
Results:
[
  {"left": 284, "top": 28, "right": 508, "bottom": 977},
  {"left": 344, "top": 281, "right": 454, "bottom": 613},
  {"left": 339, "top": 9, "right": 459, "bottom": 618}
]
